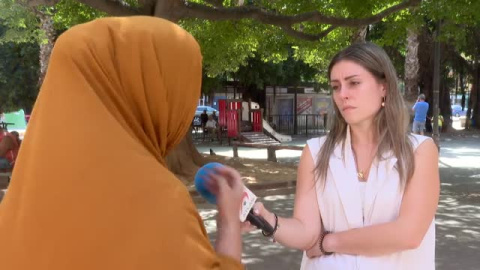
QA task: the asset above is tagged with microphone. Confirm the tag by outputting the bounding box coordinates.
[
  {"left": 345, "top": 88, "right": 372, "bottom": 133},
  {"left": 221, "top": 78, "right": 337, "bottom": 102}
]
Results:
[{"left": 195, "top": 162, "right": 274, "bottom": 235}]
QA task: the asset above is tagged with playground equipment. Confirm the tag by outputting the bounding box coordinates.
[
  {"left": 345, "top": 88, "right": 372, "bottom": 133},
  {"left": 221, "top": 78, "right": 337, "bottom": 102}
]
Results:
[
  {"left": 217, "top": 99, "right": 292, "bottom": 145},
  {"left": 1, "top": 109, "right": 27, "bottom": 138}
]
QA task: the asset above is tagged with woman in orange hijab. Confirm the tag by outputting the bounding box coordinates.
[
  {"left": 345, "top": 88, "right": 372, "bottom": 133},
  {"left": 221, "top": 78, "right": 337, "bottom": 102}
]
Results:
[{"left": 0, "top": 16, "right": 244, "bottom": 269}]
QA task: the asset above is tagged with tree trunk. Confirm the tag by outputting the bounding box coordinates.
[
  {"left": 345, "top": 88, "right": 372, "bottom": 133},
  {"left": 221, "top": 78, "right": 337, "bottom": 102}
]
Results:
[
  {"left": 460, "top": 72, "right": 466, "bottom": 109},
  {"left": 165, "top": 130, "right": 207, "bottom": 184},
  {"left": 351, "top": 26, "right": 368, "bottom": 43},
  {"left": 431, "top": 21, "right": 441, "bottom": 145},
  {"left": 293, "top": 86, "right": 298, "bottom": 135},
  {"left": 418, "top": 26, "right": 434, "bottom": 101},
  {"left": 440, "top": 74, "right": 451, "bottom": 132},
  {"left": 153, "top": 0, "right": 182, "bottom": 22},
  {"left": 404, "top": 27, "right": 420, "bottom": 103},
  {"left": 36, "top": 9, "right": 56, "bottom": 86},
  {"left": 470, "top": 61, "right": 479, "bottom": 128}
]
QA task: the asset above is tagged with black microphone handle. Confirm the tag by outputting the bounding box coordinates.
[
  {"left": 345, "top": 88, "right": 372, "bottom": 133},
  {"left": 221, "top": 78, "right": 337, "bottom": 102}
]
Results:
[{"left": 247, "top": 209, "right": 274, "bottom": 235}]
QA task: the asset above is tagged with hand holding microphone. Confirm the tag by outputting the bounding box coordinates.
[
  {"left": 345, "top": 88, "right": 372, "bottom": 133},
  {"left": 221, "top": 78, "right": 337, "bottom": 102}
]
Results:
[
  {"left": 196, "top": 163, "right": 245, "bottom": 224},
  {"left": 195, "top": 163, "right": 275, "bottom": 235},
  {"left": 195, "top": 163, "right": 245, "bottom": 260}
]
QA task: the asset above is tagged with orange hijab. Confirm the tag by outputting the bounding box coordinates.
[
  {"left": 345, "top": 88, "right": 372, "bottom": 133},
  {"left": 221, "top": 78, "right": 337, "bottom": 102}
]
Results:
[{"left": 0, "top": 17, "right": 242, "bottom": 269}]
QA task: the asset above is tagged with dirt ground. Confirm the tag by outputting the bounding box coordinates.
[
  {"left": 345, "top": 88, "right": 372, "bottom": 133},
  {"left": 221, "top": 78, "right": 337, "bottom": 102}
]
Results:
[
  {"left": 189, "top": 127, "right": 480, "bottom": 188},
  {"left": 200, "top": 154, "right": 298, "bottom": 188},
  {"left": 0, "top": 153, "right": 298, "bottom": 202}
]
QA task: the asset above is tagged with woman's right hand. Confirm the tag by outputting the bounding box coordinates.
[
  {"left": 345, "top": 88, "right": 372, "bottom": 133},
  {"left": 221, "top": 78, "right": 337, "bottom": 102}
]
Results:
[{"left": 241, "top": 202, "right": 276, "bottom": 233}]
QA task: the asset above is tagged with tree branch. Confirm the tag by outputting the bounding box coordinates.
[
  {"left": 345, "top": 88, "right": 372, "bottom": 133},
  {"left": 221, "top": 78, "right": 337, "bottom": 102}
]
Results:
[
  {"left": 301, "top": 0, "right": 420, "bottom": 26},
  {"left": 137, "top": 0, "right": 157, "bottom": 14},
  {"left": 203, "top": 0, "right": 223, "bottom": 7},
  {"left": 181, "top": 0, "right": 420, "bottom": 27},
  {"left": 19, "top": 0, "right": 60, "bottom": 7},
  {"left": 179, "top": 0, "right": 420, "bottom": 41},
  {"left": 20, "top": 0, "right": 147, "bottom": 15},
  {"left": 281, "top": 25, "right": 337, "bottom": 41},
  {"left": 75, "top": 0, "right": 145, "bottom": 16}
]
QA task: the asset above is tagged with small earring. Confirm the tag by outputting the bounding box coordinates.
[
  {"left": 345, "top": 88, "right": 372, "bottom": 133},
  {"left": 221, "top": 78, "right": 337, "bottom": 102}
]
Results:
[{"left": 381, "top": 96, "right": 386, "bottom": 107}]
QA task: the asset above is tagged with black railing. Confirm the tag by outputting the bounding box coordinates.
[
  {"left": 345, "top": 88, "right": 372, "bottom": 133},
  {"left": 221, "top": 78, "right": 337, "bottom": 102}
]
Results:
[
  {"left": 191, "top": 114, "right": 328, "bottom": 141},
  {"left": 267, "top": 114, "right": 328, "bottom": 136}
]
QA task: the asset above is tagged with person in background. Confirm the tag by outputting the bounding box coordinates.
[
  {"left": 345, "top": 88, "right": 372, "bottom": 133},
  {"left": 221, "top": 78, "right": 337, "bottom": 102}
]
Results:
[
  {"left": 0, "top": 17, "right": 245, "bottom": 269},
  {"left": 0, "top": 127, "right": 19, "bottom": 170},
  {"left": 412, "top": 94, "right": 429, "bottom": 135},
  {"left": 200, "top": 109, "right": 209, "bottom": 128},
  {"left": 205, "top": 115, "right": 219, "bottom": 141},
  {"left": 212, "top": 111, "right": 218, "bottom": 122},
  {"left": 438, "top": 113, "right": 444, "bottom": 132},
  {"left": 428, "top": 112, "right": 444, "bottom": 133},
  {"left": 9, "top": 131, "right": 21, "bottom": 147}
]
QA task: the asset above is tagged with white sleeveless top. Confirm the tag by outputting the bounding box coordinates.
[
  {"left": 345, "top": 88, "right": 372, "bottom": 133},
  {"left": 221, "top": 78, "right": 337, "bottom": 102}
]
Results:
[{"left": 300, "top": 128, "right": 435, "bottom": 270}]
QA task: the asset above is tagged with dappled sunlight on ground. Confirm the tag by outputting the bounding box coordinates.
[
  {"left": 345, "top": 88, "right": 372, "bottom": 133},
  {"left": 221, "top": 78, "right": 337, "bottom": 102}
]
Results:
[
  {"left": 438, "top": 134, "right": 480, "bottom": 169},
  {"left": 440, "top": 156, "right": 480, "bottom": 168},
  {"left": 206, "top": 149, "right": 303, "bottom": 161},
  {"left": 198, "top": 170, "right": 480, "bottom": 269},
  {"left": 435, "top": 166, "right": 480, "bottom": 270},
  {"left": 435, "top": 194, "right": 480, "bottom": 269},
  {"left": 197, "top": 194, "right": 303, "bottom": 269},
  {"left": 201, "top": 155, "right": 298, "bottom": 187}
]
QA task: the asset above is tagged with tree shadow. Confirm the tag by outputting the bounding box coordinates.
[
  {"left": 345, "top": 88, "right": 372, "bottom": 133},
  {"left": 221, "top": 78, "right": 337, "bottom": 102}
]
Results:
[
  {"left": 198, "top": 167, "right": 480, "bottom": 269},
  {"left": 199, "top": 194, "right": 303, "bottom": 269},
  {"left": 436, "top": 167, "right": 480, "bottom": 270}
]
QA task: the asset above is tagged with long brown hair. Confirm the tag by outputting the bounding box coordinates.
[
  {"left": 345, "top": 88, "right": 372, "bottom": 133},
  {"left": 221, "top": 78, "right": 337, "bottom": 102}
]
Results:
[{"left": 316, "top": 42, "right": 414, "bottom": 186}]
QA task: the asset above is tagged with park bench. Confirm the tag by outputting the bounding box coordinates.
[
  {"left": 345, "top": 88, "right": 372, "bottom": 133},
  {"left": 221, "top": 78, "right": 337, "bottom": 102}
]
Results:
[{"left": 232, "top": 142, "right": 303, "bottom": 162}]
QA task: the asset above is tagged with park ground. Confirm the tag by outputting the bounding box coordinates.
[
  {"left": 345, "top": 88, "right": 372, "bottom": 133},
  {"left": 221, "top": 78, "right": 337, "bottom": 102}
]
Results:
[{"left": 193, "top": 128, "right": 480, "bottom": 270}]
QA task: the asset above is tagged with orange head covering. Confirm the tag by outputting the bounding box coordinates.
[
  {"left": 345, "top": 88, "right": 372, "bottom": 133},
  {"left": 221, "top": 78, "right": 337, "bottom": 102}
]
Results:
[{"left": 0, "top": 17, "right": 242, "bottom": 269}]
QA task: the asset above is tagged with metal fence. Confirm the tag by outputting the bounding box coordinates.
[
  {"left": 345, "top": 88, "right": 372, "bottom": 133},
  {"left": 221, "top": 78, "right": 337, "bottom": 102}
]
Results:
[
  {"left": 267, "top": 114, "right": 328, "bottom": 136},
  {"left": 191, "top": 114, "right": 328, "bottom": 141}
]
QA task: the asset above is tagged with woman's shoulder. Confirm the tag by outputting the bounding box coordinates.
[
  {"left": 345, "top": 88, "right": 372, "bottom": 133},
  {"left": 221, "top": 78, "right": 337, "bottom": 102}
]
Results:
[
  {"left": 408, "top": 133, "right": 433, "bottom": 151},
  {"left": 306, "top": 135, "right": 328, "bottom": 149},
  {"left": 306, "top": 135, "right": 330, "bottom": 157}
]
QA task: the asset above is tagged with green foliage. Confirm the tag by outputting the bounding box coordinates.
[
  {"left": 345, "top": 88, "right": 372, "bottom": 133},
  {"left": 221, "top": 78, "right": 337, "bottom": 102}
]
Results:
[
  {"left": 2, "top": 0, "right": 431, "bottom": 82},
  {"left": 4, "top": 0, "right": 479, "bottom": 110},
  {"left": 0, "top": 0, "right": 105, "bottom": 111},
  {"left": 293, "top": 28, "right": 351, "bottom": 86},
  {"left": 0, "top": 0, "right": 105, "bottom": 44},
  {"left": 53, "top": 0, "right": 105, "bottom": 30},
  {"left": 0, "top": 24, "right": 40, "bottom": 112},
  {"left": 0, "top": 0, "right": 42, "bottom": 44},
  {"left": 424, "top": 0, "right": 480, "bottom": 61},
  {"left": 220, "top": 49, "right": 318, "bottom": 93},
  {"left": 181, "top": 19, "right": 259, "bottom": 76},
  {"left": 185, "top": 0, "right": 422, "bottom": 80},
  {"left": 202, "top": 73, "right": 226, "bottom": 94}
]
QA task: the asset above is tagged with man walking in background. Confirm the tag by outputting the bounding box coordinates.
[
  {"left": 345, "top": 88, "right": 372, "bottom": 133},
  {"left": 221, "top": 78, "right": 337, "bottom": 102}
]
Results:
[{"left": 412, "top": 94, "right": 429, "bottom": 135}]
